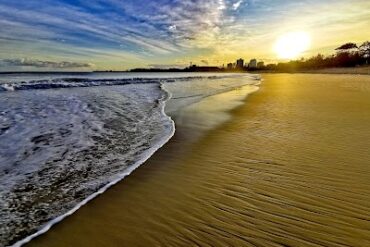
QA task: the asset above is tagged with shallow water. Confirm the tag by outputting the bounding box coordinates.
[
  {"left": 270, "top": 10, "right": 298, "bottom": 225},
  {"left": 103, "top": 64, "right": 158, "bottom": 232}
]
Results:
[{"left": 25, "top": 74, "right": 370, "bottom": 247}]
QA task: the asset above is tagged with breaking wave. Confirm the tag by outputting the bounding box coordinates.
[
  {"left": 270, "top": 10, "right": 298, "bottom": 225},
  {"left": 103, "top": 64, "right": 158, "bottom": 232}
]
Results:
[{"left": 0, "top": 74, "right": 260, "bottom": 92}]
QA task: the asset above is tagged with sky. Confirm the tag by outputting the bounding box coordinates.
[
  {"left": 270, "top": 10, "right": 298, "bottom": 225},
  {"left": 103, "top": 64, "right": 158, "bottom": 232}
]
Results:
[{"left": 0, "top": 0, "right": 369, "bottom": 71}]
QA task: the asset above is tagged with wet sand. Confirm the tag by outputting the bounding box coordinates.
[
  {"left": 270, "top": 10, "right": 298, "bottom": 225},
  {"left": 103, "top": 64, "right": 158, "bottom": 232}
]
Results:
[{"left": 27, "top": 74, "right": 370, "bottom": 247}]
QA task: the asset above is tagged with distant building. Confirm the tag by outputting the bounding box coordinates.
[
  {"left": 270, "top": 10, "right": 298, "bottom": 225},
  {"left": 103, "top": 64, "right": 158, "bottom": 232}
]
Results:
[
  {"left": 236, "top": 58, "right": 244, "bottom": 69},
  {"left": 249, "top": 59, "right": 257, "bottom": 69},
  {"left": 257, "top": 61, "right": 264, "bottom": 68},
  {"left": 227, "top": 63, "right": 233, "bottom": 70}
]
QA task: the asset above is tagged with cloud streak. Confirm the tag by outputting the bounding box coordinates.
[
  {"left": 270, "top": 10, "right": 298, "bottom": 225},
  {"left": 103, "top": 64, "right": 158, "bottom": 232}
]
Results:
[{"left": 1, "top": 58, "right": 93, "bottom": 68}]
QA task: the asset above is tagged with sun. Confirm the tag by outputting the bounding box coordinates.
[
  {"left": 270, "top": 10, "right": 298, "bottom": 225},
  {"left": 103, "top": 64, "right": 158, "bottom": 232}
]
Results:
[{"left": 274, "top": 32, "right": 311, "bottom": 59}]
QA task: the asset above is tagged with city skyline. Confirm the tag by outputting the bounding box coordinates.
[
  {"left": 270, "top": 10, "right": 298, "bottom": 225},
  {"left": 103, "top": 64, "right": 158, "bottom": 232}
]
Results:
[{"left": 1, "top": 0, "right": 370, "bottom": 71}]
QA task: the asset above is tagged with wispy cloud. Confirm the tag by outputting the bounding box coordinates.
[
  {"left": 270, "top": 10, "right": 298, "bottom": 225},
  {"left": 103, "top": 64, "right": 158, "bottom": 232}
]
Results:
[
  {"left": 232, "top": 0, "right": 244, "bottom": 10},
  {"left": 1, "top": 58, "right": 93, "bottom": 68},
  {"left": 148, "top": 63, "right": 188, "bottom": 69}
]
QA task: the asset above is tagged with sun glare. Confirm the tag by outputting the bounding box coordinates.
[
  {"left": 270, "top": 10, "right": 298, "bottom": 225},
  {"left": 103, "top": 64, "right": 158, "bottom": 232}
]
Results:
[{"left": 274, "top": 32, "right": 311, "bottom": 59}]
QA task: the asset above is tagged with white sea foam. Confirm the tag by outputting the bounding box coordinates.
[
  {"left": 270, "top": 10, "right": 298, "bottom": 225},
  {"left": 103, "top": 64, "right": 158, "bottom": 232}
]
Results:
[{"left": 10, "top": 85, "right": 176, "bottom": 247}]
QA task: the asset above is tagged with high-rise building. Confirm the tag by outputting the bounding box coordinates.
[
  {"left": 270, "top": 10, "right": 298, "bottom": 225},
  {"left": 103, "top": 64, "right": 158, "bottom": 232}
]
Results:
[
  {"left": 227, "top": 63, "right": 233, "bottom": 70},
  {"left": 257, "top": 61, "right": 265, "bottom": 68},
  {"left": 249, "top": 59, "right": 257, "bottom": 68},
  {"left": 236, "top": 58, "right": 244, "bottom": 69}
]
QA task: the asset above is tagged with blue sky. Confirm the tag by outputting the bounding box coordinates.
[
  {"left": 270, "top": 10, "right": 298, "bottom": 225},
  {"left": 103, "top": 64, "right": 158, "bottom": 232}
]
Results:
[{"left": 0, "top": 0, "right": 369, "bottom": 71}]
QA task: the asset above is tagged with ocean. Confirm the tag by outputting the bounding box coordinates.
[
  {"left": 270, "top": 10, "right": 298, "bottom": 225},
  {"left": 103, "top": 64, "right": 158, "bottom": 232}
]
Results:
[{"left": 0, "top": 72, "right": 260, "bottom": 246}]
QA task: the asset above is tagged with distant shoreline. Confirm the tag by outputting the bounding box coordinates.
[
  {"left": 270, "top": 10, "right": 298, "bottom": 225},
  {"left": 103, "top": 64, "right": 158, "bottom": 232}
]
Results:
[{"left": 1, "top": 66, "right": 369, "bottom": 75}]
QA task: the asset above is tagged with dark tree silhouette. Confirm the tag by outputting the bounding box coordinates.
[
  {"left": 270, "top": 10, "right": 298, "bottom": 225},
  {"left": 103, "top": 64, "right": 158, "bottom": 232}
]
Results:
[{"left": 335, "top": 42, "right": 358, "bottom": 51}]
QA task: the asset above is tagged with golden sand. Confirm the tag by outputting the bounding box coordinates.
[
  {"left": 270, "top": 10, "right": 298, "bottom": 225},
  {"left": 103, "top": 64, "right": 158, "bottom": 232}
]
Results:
[{"left": 27, "top": 74, "right": 370, "bottom": 247}]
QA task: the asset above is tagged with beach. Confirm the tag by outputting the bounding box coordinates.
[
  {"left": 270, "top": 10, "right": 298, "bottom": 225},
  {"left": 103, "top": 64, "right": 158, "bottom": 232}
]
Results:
[{"left": 25, "top": 73, "right": 370, "bottom": 247}]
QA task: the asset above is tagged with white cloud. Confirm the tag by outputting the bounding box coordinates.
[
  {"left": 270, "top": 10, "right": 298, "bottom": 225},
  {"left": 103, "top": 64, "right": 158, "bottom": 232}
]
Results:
[
  {"left": 168, "top": 25, "right": 177, "bottom": 31},
  {"left": 232, "top": 0, "right": 243, "bottom": 10}
]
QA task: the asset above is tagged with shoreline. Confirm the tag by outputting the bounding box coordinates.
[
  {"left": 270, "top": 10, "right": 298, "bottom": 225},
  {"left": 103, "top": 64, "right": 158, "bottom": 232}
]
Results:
[
  {"left": 22, "top": 82, "right": 260, "bottom": 247},
  {"left": 10, "top": 76, "right": 259, "bottom": 247},
  {"left": 10, "top": 84, "right": 177, "bottom": 247}
]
